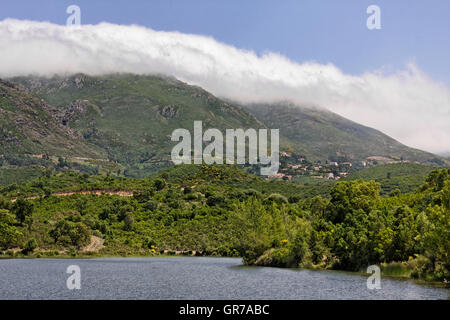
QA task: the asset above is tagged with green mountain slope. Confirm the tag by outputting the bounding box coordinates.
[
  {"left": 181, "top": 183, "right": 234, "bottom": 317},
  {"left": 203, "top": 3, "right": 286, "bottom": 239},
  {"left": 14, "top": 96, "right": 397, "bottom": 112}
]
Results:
[
  {"left": 0, "top": 79, "right": 105, "bottom": 158},
  {"left": 3, "top": 74, "right": 446, "bottom": 181},
  {"left": 343, "top": 163, "right": 435, "bottom": 195},
  {"left": 11, "top": 74, "right": 265, "bottom": 176},
  {"left": 242, "top": 102, "right": 446, "bottom": 166}
]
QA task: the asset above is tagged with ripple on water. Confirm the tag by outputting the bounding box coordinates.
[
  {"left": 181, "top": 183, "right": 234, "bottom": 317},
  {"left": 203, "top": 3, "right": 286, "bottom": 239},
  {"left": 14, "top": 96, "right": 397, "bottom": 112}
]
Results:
[{"left": 0, "top": 257, "right": 448, "bottom": 300}]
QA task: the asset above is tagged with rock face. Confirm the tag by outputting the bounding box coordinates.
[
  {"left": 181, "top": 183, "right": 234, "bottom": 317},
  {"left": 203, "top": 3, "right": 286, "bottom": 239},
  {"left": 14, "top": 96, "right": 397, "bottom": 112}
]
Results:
[
  {"left": 58, "top": 100, "right": 89, "bottom": 125},
  {"left": 74, "top": 75, "right": 85, "bottom": 89},
  {"left": 159, "top": 104, "right": 179, "bottom": 118},
  {"left": 0, "top": 79, "right": 105, "bottom": 158}
]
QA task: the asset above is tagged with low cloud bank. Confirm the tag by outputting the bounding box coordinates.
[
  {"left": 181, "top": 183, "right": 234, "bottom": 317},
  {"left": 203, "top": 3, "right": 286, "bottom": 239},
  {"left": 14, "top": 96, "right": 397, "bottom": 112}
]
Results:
[{"left": 0, "top": 19, "right": 449, "bottom": 154}]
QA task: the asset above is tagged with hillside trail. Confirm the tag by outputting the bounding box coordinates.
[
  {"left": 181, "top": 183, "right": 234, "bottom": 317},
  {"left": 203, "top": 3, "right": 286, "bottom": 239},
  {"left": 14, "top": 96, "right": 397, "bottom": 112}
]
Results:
[
  {"left": 81, "top": 236, "right": 105, "bottom": 252},
  {"left": 10, "top": 190, "right": 134, "bottom": 202}
]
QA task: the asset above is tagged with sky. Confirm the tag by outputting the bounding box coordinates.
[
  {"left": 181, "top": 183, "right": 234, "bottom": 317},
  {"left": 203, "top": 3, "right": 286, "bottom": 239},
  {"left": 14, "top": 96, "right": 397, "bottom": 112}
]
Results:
[
  {"left": 2, "top": 0, "right": 450, "bottom": 85},
  {"left": 0, "top": 0, "right": 449, "bottom": 154}
]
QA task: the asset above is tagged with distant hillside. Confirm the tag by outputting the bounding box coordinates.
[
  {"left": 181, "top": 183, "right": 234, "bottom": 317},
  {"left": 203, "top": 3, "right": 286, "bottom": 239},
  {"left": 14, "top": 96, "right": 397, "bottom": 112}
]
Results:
[
  {"left": 0, "top": 166, "right": 45, "bottom": 186},
  {"left": 0, "top": 79, "right": 105, "bottom": 158},
  {"left": 151, "top": 164, "right": 332, "bottom": 199},
  {"left": 0, "top": 164, "right": 330, "bottom": 201},
  {"left": 242, "top": 102, "right": 447, "bottom": 166},
  {"left": 2, "top": 74, "right": 446, "bottom": 183},
  {"left": 10, "top": 74, "right": 265, "bottom": 177},
  {"left": 343, "top": 163, "right": 436, "bottom": 195}
]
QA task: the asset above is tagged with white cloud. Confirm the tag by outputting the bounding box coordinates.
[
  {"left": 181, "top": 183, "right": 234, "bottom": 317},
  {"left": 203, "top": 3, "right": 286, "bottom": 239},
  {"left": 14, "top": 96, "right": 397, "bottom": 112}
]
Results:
[{"left": 0, "top": 19, "right": 449, "bottom": 154}]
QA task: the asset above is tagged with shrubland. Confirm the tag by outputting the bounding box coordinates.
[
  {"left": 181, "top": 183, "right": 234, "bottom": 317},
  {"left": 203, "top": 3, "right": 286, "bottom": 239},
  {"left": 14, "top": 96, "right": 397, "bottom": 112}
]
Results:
[{"left": 0, "top": 164, "right": 448, "bottom": 281}]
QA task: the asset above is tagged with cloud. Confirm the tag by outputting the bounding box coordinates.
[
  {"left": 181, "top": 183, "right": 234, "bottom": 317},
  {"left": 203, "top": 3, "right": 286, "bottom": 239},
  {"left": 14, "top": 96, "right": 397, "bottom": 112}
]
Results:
[{"left": 0, "top": 19, "right": 449, "bottom": 154}]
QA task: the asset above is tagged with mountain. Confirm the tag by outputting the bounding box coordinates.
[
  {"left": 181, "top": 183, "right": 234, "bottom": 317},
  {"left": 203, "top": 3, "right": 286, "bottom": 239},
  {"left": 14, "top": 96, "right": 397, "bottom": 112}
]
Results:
[
  {"left": 1, "top": 73, "right": 446, "bottom": 182},
  {"left": 0, "top": 79, "right": 105, "bottom": 159},
  {"left": 438, "top": 151, "right": 450, "bottom": 159},
  {"left": 9, "top": 73, "right": 265, "bottom": 176},
  {"left": 241, "top": 102, "right": 447, "bottom": 166}
]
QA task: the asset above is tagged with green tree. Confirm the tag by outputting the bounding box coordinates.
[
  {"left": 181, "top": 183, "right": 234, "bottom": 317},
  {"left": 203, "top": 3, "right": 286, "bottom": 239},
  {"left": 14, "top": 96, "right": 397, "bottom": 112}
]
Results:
[
  {"left": 23, "top": 238, "right": 37, "bottom": 254},
  {"left": 419, "top": 205, "right": 450, "bottom": 279},
  {"left": 123, "top": 213, "right": 134, "bottom": 231},
  {"left": 153, "top": 178, "right": 166, "bottom": 191},
  {"left": 12, "top": 198, "right": 34, "bottom": 224},
  {"left": 49, "top": 219, "right": 90, "bottom": 248},
  {"left": 0, "top": 209, "right": 22, "bottom": 249}
]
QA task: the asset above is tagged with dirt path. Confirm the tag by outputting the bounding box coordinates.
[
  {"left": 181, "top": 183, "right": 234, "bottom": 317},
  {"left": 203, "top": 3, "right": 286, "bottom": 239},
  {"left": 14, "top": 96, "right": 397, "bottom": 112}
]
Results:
[
  {"left": 81, "top": 236, "right": 105, "bottom": 252},
  {"left": 10, "top": 190, "right": 134, "bottom": 202}
]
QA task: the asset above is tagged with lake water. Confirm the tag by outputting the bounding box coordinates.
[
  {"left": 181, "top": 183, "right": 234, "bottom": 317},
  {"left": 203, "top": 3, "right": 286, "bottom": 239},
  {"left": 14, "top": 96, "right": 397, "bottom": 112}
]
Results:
[{"left": 0, "top": 257, "right": 448, "bottom": 300}]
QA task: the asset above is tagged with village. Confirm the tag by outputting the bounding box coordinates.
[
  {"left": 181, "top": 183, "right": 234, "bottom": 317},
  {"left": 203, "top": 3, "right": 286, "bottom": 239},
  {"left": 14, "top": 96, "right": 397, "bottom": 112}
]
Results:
[{"left": 267, "top": 151, "right": 412, "bottom": 181}]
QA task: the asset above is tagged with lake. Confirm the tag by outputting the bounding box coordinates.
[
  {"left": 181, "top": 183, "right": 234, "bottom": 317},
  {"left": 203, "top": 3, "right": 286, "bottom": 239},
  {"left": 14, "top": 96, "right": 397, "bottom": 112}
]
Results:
[{"left": 0, "top": 257, "right": 448, "bottom": 299}]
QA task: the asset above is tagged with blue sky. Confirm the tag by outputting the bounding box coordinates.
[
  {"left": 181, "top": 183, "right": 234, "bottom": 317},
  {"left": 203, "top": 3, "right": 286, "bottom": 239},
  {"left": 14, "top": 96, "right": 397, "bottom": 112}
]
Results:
[{"left": 1, "top": 0, "right": 450, "bottom": 86}]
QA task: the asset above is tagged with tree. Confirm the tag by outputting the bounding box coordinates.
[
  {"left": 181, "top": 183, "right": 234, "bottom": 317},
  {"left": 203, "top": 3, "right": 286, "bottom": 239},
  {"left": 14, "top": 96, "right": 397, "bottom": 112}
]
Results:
[
  {"left": 388, "top": 205, "right": 417, "bottom": 261},
  {"left": 154, "top": 178, "right": 166, "bottom": 191},
  {"left": 326, "top": 180, "right": 380, "bottom": 224},
  {"left": 0, "top": 209, "right": 22, "bottom": 249},
  {"left": 206, "top": 193, "right": 225, "bottom": 207},
  {"left": 419, "top": 205, "right": 450, "bottom": 279},
  {"left": 12, "top": 198, "right": 34, "bottom": 224},
  {"left": 75, "top": 198, "right": 88, "bottom": 215},
  {"left": 230, "top": 198, "right": 279, "bottom": 265},
  {"left": 325, "top": 180, "right": 382, "bottom": 270},
  {"left": 123, "top": 213, "right": 134, "bottom": 231},
  {"left": 49, "top": 219, "right": 90, "bottom": 248},
  {"left": 23, "top": 238, "right": 37, "bottom": 254},
  {"left": 265, "top": 193, "right": 288, "bottom": 205},
  {"left": 133, "top": 187, "right": 154, "bottom": 202},
  {"left": 144, "top": 199, "right": 158, "bottom": 211},
  {"left": 183, "top": 186, "right": 192, "bottom": 194}
]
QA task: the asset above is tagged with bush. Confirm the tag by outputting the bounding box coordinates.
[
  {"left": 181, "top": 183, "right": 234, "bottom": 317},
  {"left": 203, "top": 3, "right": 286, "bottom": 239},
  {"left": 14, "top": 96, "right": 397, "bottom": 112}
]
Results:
[
  {"left": 255, "top": 247, "right": 296, "bottom": 267},
  {"left": 123, "top": 213, "right": 134, "bottom": 231},
  {"left": 49, "top": 219, "right": 91, "bottom": 248},
  {"left": 183, "top": 186, "right": 192, "bottom": 194},
  {"left": 12, "top": 198, "right": 34, "bottom": 224},
  {"left": 144, "top": 199, "right": 158, "bottom": 211},
  {"left": 22, "top": 238, "right": 37, "bottom": 255},
  {"left": 153, "top": 179, "right": 166, "bottom": 191},
  {"left": 265, "top": 193, "right": 288, "bottom": 205},
  {"left": 184, "top": 193, "right": 198, "bottom": 201},
  {"left": 0, "top": 209, "right": 22, "bottom": 249},
  {"left": 206, "top": 193, "right": 225, "bottom": 207}
]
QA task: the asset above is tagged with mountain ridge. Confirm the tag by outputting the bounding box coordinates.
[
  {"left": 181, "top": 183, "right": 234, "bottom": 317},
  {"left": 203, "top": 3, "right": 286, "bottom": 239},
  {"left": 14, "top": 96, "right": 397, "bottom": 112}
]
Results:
[
  {"left": 240, "top": 102, "right": 446, "bottom": 166},
  {"left": 1, "top": 73, "right": 447, "bottom": 181}
]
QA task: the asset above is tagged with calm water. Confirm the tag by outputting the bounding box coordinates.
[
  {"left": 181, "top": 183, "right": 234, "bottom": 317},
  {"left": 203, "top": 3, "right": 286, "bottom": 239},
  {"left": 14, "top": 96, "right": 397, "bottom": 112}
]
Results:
[{"left": 0, "top": 257, "right": 448, "bottom": 300}]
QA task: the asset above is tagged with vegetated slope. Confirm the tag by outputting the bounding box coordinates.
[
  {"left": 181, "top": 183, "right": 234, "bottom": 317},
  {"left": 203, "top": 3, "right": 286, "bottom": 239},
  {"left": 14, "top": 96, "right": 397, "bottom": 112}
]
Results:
[
  {"left": 6, "top": 73, "right": 446, "bottom": 182},
  {"left": 343, "top": 163, "right": 436, "bottom": 195},
  {"left": 1, "top": 164, "right": 448, "bottom": 282},
  {"left": 242, "top": 102, "right": 447, "bottom": 166},
  {"left": 0, "top": 166, "right": 45, "bottom": 186},
  {"left": 151, "top": 164, "right": 333, "bottom": 199},
  {"left": 1, "top": 164, "right": 331, "bottom": 201},
  {"left": 11, "top": 74, "right": 265, "bottom": 177},
  {"left": 0, "top": 79, "right": 105, "bottom": 158}
]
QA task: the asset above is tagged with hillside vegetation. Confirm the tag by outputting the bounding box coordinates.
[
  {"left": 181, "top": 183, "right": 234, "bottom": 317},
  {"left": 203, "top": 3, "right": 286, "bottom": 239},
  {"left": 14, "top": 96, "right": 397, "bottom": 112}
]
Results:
[
  {"left": 10, "top": 74, "right": 264, "bottom": 177},
  {"left": 243, "top": 102, "right": 447, "bottom": 166},
  {"left": 344, "top": 163, "right": 435, "bottom": 195},
  {"left": 3, "top": 73, "right": 446, "bottom": 182},
  {"left": 0, "top": 79, "right": 105, "bottom": 158},
  {"left": 0, "top": 165, "right": 448, "bottom": 281}
]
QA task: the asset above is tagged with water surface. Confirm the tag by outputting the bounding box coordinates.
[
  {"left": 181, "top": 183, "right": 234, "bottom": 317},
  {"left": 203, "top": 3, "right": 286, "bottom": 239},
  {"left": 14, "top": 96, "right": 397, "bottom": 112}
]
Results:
[{"left": 0, "top": 257, "right": 447, "bottom": 299}]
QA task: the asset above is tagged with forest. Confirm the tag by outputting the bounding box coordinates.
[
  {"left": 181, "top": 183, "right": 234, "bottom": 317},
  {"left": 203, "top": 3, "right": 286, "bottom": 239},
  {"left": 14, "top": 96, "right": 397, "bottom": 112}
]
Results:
[{"left": 0, "top": 164, "right": 448, "bottom": 281}]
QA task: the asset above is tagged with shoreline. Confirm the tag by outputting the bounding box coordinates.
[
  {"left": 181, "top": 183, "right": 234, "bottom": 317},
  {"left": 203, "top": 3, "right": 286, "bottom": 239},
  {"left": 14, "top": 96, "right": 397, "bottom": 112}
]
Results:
[{"left": 1, "top": 253, "right": 447, "bottom": 288}]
